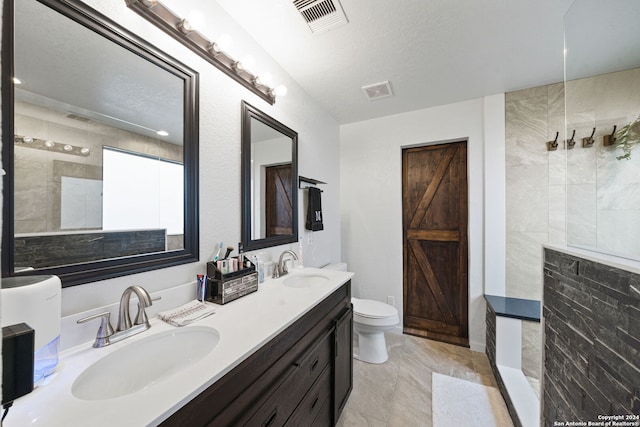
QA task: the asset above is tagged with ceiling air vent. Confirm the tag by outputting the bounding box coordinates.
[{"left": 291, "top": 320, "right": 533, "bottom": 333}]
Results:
[
  {"left": 362, "top": 81, "right": 393, "bottom": 101},
  {"left": 293, "top": 0, "right": 348, "bottom": 34},
  {"left": 66, "top": 113, "right": 91, "bottom": 122}
]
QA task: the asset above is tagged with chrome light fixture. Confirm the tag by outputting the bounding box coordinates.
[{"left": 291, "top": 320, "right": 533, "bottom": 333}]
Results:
[{"left": 125, "top": 0, "right": 286, "bottom": 105}]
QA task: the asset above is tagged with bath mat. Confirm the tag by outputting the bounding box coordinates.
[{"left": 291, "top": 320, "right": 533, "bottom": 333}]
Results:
[{"left": 432, "top": 373, "right": 513, "bottom": 427}]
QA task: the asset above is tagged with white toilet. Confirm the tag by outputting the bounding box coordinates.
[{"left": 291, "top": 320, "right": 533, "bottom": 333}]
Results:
[
  {"left": 351, "top": 297, "right": 399, "bottom": 364},
  {"left": 322, "top": 263, "right": 400, "bottom": 364}
]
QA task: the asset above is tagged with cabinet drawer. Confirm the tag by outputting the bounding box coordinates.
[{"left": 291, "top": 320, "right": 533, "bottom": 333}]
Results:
[
  {"left": 245, "top": 331, "right": 332, "bottom": 427},
  {"left": 285, "top": 366, "right": 331, "bottom": 427}
]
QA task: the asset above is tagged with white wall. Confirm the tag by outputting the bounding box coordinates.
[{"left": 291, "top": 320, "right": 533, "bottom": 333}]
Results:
[
  {"left": 37, "top": 0, "right": 341, "bottom": 316},
  {"left": 340, "top": 95, "right": 506, "bottom": 351}
]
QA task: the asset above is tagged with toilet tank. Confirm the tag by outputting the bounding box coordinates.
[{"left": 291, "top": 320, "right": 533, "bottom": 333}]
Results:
[{"left": 322, "top": 262, "right": 347, "bottom": 271}]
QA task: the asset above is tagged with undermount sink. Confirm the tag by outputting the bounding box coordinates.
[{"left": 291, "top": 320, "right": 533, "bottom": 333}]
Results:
[
  {"left": 72, "top": 326, "right": 219, "bottom": 401},
  {"left": 283, "top": 273, "right": 330, "bottom": 288}
]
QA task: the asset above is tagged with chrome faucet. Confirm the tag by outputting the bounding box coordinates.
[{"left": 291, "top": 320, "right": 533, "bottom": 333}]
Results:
[
  {"left": 77, "top": 285, "right": 159, "bottom": 348},
  {"left": 117, "top": 285, "right": 152, "bottom": 331},
  {"left": 273, "top": 250, "right": 298, "bottom": 278}
]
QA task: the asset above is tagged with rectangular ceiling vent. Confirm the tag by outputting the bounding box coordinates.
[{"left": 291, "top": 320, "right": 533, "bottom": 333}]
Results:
[
  {"left": 362, "top": 81, "right": 394, "bottom": 101},
  {"left": 66, "top": 113, "right": 91, "bottom": 122},
  {"left": 293, "top": 0, "right": 348, "bottom": 34}
]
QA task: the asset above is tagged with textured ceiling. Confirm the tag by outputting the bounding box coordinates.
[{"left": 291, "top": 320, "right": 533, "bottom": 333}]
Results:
[{"left": 210, "top": 0, "right": 575, "bottom": 124}]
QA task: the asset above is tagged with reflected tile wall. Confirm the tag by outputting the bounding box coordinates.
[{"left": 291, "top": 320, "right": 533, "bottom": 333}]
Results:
[{"left": 14, "top": 99, "right": 182, "bottom": 233}]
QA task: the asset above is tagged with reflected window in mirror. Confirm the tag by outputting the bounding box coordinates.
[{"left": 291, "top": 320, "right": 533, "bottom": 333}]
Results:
[
  {"left": 2, "top": 0, "right": 199, "bottom": 286},
  {"left": 241, "top": 102, "right": 298, "bottom": 251}
]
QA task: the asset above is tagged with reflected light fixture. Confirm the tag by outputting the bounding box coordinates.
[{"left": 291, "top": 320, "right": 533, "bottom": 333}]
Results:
[
  {"left": 14, "top": 135, "right": 90, "bottom": 157},
  {"left": 156, "top": 130, "right": 169, "bottom": 136},
  {"left": 125, "top": 0, "right": 286, "bottom": 105}
]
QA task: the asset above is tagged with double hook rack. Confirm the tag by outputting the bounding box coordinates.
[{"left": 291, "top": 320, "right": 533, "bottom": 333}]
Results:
[{"left": 546, "top": 126, "right": 614, "bottom": 151}]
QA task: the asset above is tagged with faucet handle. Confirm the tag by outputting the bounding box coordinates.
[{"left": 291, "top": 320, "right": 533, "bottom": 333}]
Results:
[
  {"left": 282, "top": 259, "right": 291, "bottom": 275},
  {"left": 77, "top": 311, "right": 114, "bottom": 348},
  {"left": 134, "top": 296, "right": 161, "bottom": 326}
]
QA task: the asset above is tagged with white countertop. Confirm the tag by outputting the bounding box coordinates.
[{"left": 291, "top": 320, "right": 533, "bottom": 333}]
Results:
[{"left": 5, "top": 268, "right": 353, "bottom": 427}]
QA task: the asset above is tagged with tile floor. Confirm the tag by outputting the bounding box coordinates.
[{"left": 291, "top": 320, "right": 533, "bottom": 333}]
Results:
[{"left": 337, "top": 332, "right": 508, "bottom": 427}]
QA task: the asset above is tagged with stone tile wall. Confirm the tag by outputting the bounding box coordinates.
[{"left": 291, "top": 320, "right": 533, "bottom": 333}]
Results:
[{"left": 542, "top": 248, "right": 640, "bottom": 425}]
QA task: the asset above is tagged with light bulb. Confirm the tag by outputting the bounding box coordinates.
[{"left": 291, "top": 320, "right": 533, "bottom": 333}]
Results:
[
  {"left": 12, "top": 77, "right": 22, "bottom": 85},
  {"left": 80, "top": 147, "right": 90, "bottom": 155},
  {"left": 216, "top": 34, "right": 232, "bottom": 51},
  {"left": 209, "top": 34, "right": 233, "bottom": 55},
  {"left": 44, "top": 140, "right": 55, "bottom": 148},
  {"left": 186, "top": 10, "right": 205, "bottom": 33},
  {"left": 258, "top": 72, "right": 273, "bottom": 88},
  {"left": 141, "top": 0, "right": 157, "bottom": 6},
  {"left": 157, "top": 130, "right": 169, "bottom": 136},
  {"left": 63, "top": 144, "right": 73, "bottom": 151},
  {"left": 240, "top": 55, "right": 256, "bottom": 73},
  {"left": 22, "top": 136, "right": 33, "bottom": 143},
  {"left": 273, "top": 85, "right": 288, "bottom": 97}
]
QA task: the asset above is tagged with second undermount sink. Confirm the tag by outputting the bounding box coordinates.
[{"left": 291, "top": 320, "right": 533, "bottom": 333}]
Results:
[
  {"left": 283, "top": 273, "right": 330, "bottom": 288},
  {"left": 72, "top": 326, "right": 219, "bottom": 401}
]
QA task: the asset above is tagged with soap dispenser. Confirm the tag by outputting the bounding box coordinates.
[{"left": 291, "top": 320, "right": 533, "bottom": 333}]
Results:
[{"left": 1, "top": 275, "right": 62, "bottom": 385}]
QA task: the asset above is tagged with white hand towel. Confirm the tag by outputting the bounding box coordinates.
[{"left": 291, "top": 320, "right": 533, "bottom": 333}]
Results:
[{"left": 158, "top": 300, "right": 216, "bottom": 327}]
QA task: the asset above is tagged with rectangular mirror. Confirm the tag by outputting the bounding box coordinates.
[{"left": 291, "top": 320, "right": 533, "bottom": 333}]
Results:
[
  {"left": 241, "top": 101, "right": 298, "bottom": 251},
  {"left": 2, "top": 0, "right": 199, "bottom": 286}
]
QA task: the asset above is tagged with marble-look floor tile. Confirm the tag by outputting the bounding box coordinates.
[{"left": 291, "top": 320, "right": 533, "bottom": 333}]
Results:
[{"left": 338, "top": 333, "right": 510, "bottom": 427}]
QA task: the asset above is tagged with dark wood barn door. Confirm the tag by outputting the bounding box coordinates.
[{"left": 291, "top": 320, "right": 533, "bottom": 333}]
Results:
[
  {"left": 265, "top": 164, "right": 293, "bottom": 237},
  {"left": 402, "top": 141, "right": 469, "bottom": 347}
]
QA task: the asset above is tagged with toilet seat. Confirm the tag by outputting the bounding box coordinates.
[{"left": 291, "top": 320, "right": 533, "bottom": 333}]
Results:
[
  {"left": 352, "top": 298, "right": 398, "bottom": 318},
  {"left": 352, "top": 298, "right": 399, "bottom": 327}
]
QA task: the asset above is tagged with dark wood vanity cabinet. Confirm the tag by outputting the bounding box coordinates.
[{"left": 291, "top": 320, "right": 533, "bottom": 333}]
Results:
[{"left": 160, "top": 281, "right": 352, "bottom": 427}]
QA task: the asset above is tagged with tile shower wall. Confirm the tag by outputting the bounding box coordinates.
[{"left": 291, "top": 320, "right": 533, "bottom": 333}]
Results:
[
  {"left": 505, "top": 67, "right": 640, "bottom": 383},
  {"left": 13, "top": 99, "right": 183, "bottom": 234},
  {"left": 505, "top": 83, "right": 564, "bottom": 382},
  {"left": 565, "top": 68, "right": 640, "bottom": 257}
]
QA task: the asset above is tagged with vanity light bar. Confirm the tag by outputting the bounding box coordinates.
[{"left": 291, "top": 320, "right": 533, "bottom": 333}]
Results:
[
  {"left": 125, "top": 0, "right": 283, "bottom": 105},
  {"left": 14, "top": 135, "right": 90, "bottom": 157}
]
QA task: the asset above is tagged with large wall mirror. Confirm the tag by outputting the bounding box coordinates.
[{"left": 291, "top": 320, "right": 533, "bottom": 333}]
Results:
[
  {"left": 241, "top": 101, "right": 298, "bottom": 251},
  {"left": 1, "top": 0, "right": 199, "bottom": 287}
]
